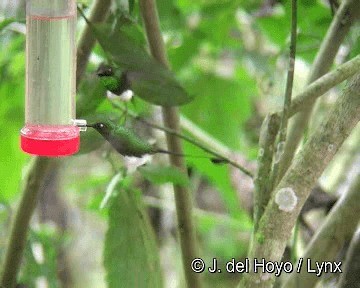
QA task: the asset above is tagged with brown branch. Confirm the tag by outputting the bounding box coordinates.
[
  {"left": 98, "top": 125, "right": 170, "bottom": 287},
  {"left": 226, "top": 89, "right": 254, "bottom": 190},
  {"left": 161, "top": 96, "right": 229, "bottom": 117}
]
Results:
[
  {"left": 283, "top": 174, "right": 360, "bottom": 288},
  {"left": 139, "top": 1, "right": 202, "bottom": 287},
  {"left": 0, "top": 158, "right": 52, "bottom": 288},
  {"left": 288, "top": 55, "right": 360, "bottom": 117},
  {"left": 338, "top": 227, "right": 360, "bottom": 288},
  {"left": 278, "top": 0, "right": 360, "bottom": 180},
  {"left": 254, "top": 114, "right": 280, "bottom": 231},
  {"left": 76, "top": 0, "right": 112, "bottom": 86},
  {"left": 238, "top": 72, "right": 360, "bottom": 287},
  {"left": 271, "top": 0, "right": 297, "bottom": 188}
]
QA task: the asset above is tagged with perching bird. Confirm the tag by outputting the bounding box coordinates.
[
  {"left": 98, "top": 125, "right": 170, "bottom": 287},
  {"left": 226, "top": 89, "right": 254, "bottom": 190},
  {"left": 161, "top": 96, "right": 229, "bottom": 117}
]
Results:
[
  {"left": 78, "top": 6, "right": 193, "bottom": 107},
  {"left": 87, "top": 121, "right": 158, "bottom": 157},
  {"left": 96, "top": 64, "right": 133, "bottom": 100},
  {"left": 86, "top": 121, "right": 219, "bottom": 160},
  {"left": 86, "top": 121, "right": 227, "bottom": 164}
]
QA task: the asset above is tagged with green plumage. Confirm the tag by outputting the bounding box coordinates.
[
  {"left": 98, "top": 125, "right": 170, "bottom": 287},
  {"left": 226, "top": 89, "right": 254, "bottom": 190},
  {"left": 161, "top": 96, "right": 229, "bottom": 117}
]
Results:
[
  {"left": 78, "top": 7, "right": 194, "bottom": 106},
  {"left": 88, "top": 121, "right": 156, "bottom": 157},
  {"left": 97, "top": 65, "right": 131, "bottom": 96},
  {"left": 87, "top": 121, "right": 222, "bottom": 162},
  {"left": 99, "top": 76, "right": 121, "bottom": 92}
]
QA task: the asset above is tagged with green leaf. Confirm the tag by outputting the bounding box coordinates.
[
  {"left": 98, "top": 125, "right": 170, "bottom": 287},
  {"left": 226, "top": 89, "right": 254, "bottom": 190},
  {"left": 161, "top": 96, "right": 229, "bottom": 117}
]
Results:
[
  {"left": 0, "top": 34, "right": 28, "bottom": 201},
  {"left": 0, "top": 18, "right": 16, "bottom": 32},
  {"left": 128, "top": 0, "right": 135, "bottom": 14},
  {"left": 157, "top": 0, "right": 185, "bottom": 29},
  {"left": 77, "top": 74, "right": 107, "bottom": 117},
  {"left": 104, "top": 189, "right": 162, "bottom": 288},
  {"left": 78, "top": 9, "right": 193, "bottom": 106},
  {"left": 139, "top": 165, "right": 190, "bottom": 186},
  {"left": 182, "top": 71, "right": 255, "bottom": 150},
  {"left": 257, "top": 0, "right": 331, "bottom": 62},
  {"left": 168, "top": 33, "right": 201, "bottom": 72}
]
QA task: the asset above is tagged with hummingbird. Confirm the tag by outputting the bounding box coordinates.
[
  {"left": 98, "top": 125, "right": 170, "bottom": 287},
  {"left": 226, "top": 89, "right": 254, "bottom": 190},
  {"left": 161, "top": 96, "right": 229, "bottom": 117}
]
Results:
[
  {"left": 86, "top": 121, "right": 223, "bottom": 160},
  {"left": 96, "top": 64, "right": 133, "bottom": 101},
  {"left": 77, "top": 6, "right": 193, "bottom": 107}
]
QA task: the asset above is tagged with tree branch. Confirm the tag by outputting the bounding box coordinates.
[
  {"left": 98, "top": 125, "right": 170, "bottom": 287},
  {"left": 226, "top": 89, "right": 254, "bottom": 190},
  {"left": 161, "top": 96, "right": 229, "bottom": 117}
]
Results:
[
  {"left": 271, "top": 0, "right": 297, "bottom": 187},
  {"left": 338, "top": 228, "right": 360, "bottom": 288},
  {"left": 138, "top": 1, "right": 202, "bottom": 287},
  {"left": 0, "top": 157, "right": 52, "bottom": 288},
  {"left": 238, "top": 72, "right": 360, "bottom": 288},
  {"left": 288, "top": 54, "right": 360, "bottom": 117},
  {"left": 283, "top": 173, "right": 360, "bottom": 288},
  {"left": 76, "top": 0, "right": 112, "bottom": 85},
  {"left": 254, "top": 114, "right": 280, "bottom": 231},
  {"left": 278, "top": 0, "right": 360, "bottom": 180}
]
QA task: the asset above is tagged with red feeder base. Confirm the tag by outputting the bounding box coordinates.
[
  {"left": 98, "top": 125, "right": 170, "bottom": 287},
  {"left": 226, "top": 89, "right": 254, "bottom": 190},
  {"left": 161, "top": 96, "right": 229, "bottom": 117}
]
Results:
[{"left": 21, "top": 125, "right": 80, "bottom": 157}]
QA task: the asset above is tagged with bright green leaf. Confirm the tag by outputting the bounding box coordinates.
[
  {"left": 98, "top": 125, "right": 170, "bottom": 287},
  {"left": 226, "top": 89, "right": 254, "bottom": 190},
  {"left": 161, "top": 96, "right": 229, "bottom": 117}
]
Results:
[{"left": 77, "top": 75, "right": 107, "bottom": 117}]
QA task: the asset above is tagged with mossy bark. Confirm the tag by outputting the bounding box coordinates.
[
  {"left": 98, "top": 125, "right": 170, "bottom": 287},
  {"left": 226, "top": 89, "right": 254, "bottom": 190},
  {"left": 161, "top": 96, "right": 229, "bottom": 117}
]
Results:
[
  {"left": 283, "top": 175, "right": 360, "bottom": 288},
  {"left": 238, "top": 73, "right": 360, "bottom": 288},
  {"left": 279, "top": 0, "right": 360, "bottom": 180}
]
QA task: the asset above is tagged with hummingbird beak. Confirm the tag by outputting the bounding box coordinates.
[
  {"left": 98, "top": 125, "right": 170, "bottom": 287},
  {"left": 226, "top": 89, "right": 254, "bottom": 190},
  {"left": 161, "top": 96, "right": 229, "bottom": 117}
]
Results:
[{"left": 86, "top": 123, "right": 96, "bottom": 128}]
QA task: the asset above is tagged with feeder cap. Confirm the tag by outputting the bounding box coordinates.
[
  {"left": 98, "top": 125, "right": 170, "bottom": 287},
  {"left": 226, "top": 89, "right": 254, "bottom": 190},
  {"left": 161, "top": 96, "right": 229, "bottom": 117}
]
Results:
[{"left": 20, "top": 125, "right": 80, "bottom": 157}]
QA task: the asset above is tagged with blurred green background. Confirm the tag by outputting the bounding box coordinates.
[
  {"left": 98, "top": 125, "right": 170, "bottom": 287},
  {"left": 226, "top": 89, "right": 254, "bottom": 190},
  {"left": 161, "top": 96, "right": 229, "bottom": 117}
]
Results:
[{"left": 0, "top": 0, "right": 345, "bottom": 287}]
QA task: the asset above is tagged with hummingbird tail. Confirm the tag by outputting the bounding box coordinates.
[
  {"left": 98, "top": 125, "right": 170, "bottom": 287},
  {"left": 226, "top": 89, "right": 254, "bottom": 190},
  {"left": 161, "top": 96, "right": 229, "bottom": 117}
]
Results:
[{"left": 155, "top": 149, "right": 228, "bottom": 164}]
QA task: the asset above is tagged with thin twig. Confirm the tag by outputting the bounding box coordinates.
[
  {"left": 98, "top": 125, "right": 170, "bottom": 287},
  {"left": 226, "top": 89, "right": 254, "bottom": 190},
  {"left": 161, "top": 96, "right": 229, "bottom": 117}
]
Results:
[
  {"left": 111, "top": 101, "right": 254, "bottom": 177},
  {"left": 278, "top": 0, "right": 360, "bottom": 180},
  {"left": 287, "top": 54, "right": 360, "bottom": 117},
  {"left": 139, "top": 0, "right": 203, "bottom": 287},
  {"left": 270, "top": 0, "right": 297, "bottom": 187}
]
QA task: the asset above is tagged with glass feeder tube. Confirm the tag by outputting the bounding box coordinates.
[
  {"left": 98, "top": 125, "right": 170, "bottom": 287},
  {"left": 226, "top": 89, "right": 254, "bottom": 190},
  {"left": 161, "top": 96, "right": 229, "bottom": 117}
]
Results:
[{"left": 21, "top": 0, "right": 81, "bottom": 157}]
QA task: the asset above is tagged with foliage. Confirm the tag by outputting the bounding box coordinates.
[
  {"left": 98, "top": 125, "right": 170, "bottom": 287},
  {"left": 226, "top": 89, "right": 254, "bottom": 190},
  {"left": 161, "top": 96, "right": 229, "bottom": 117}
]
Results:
[
  {"left": 139, "top": 165, "right": 190, "bottom": 186},
  {"left": 0, "top": 30, "right": 28, "bottom": 202},
  {"left": 20, "top": 225, "right": 63, "bottom": 288},
  {"left": 78, "top": 9, "right": 194, "bottom": 106},
  {"left": 104, "top": 187, "right": 162, "bottom": 288},
  {"left": 0, "top": 0, "right": 358, "bottom": 287}
]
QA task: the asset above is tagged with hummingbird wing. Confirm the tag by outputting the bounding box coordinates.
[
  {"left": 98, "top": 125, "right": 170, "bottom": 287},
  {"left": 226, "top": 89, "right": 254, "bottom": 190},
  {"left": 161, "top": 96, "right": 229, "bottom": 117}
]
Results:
[
  {"left": 126, "top": 71, "right": 193, "bottom": 107},
  {"left": 78, "top": 9, "right": 194, "bottom": 106},
  {"left": 108, "top": 125, "right": 155, "bottom": 157}
]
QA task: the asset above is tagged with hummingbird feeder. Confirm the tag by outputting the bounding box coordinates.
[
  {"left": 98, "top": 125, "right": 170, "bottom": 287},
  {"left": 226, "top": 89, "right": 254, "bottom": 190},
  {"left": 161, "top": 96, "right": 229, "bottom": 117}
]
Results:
[{"left": 21, "top": 0, "right": 86, "bottom": 157}]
